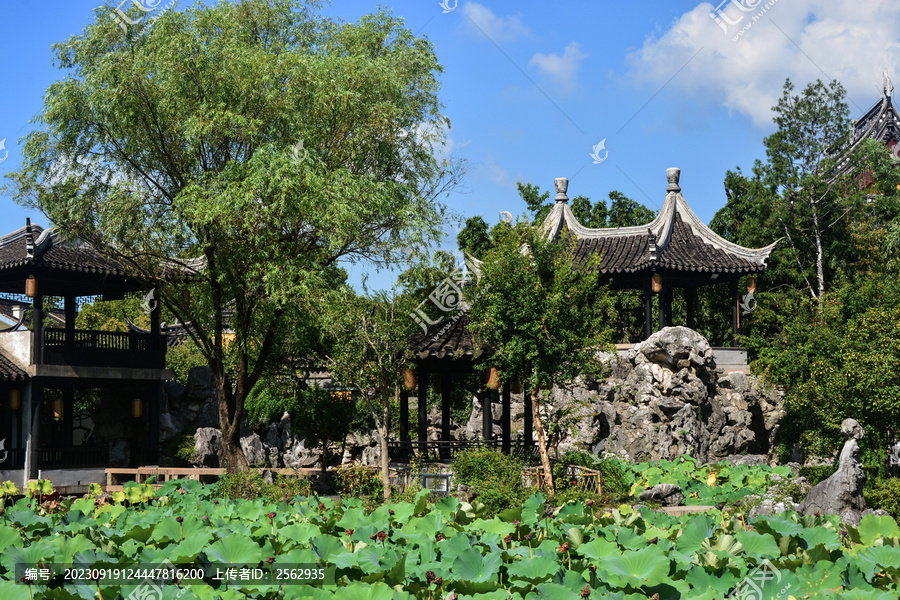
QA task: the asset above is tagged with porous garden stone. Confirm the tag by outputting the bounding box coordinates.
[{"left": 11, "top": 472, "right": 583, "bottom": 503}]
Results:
[{"left": 798, "top": 418, "right": 867, "bottom": 524}]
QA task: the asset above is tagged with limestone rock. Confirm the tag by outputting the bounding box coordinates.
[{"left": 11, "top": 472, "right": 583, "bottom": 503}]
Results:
[
  {"left": 193, "top": 428, "right": 224, "bottom": 468},
  {"left": 798, "top": 418, "right": 867, "bottom": 523},
  {"left": 639, "top": 483, "right": 684, "bottom": 507},
  {"left": 240, "top": 433, "right": 266, "bottom": 467}
]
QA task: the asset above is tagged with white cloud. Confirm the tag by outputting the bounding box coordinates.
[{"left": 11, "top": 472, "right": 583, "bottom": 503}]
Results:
[
  {"left": 626, "top": 0, "right": 900, "bottom": 127},
  {"left": 529, "top": 42, "right": 589, "bottom": 93},
  {"left": 461, "top": 2, "right": 533, "bottom": 42},
  {"left": 479, "top": 154, "right": 513, "bottom": 188}
]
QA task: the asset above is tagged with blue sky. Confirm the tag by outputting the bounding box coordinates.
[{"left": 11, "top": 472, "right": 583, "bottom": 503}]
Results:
[{"left": 2, "top": 0, "right": 899, "bottom": 291}]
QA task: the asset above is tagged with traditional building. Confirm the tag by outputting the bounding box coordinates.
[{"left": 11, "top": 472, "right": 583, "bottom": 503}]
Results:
[
  {"left": 833, "top": 72, "right": 900, "bottom": 181},
  {"left": 395, "top": 167, "right": 777, "bottom": 459},
  {"left": 543, "top": 167, "right": 777, "bottom": 341},
  {"left": 0, "top": 220, "right": 169, "bottom": 489}
]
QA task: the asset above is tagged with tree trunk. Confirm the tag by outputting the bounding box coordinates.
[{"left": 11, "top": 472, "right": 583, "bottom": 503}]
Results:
[
  {"left": 531, "top": 388, "right": 554, "bottom": 495},
  {"left": 216, "top": 375, "right": 248, "bottom": 473},
  {"left": 811, "top": 201, "right": 826, "bottom": 316}
]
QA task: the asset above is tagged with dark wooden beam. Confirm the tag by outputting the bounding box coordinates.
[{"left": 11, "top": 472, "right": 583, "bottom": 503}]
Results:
[
  {"left": 33, "top": 291, "right": 43, "bottom": 365},
  {"left": 524, "top": 388, "right": 533, "bottom": 448},
  {"left": 686, "top": 287, "right": 696, "bottom": 330},
  {"left": 644, "top": 279, "right": 653, "bottom": 339},
  {"left": 657, "top": 276, "right": 666, "bottom": 330},
  {"left": 399, "top": 389, "right": 409, "bottom": 460},
  {"left": 148, "top": 383, "right": 161, "bottom": 465},
  {"left": 482, "top": 390, "right": 492, "bottom": 442}
]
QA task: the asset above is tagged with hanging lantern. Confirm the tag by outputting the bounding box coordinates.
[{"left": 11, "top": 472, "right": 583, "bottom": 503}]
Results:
[
  {"left": 402, "top": 368, "right": 417, "bottom": 391},
  {"left": 52, "top": 398, "right": 64, "bottom": 420},
  {"left": 132, "top": 398, "right": 143, "bottom": 419},
  {"left": 651, "top": 273, "right": 663, "bottom": 293},
  {"left": 746, "top": 277, "right": 757, "bottom": 294},
  {"left": 9, "top": 389, "right": 21, "bottom": 411},
  {"left": 484, "top": 367, "right": 500, "bottom": 390},
  {"left": 25, "top": 276, "right": 37, "bottom": 298}
]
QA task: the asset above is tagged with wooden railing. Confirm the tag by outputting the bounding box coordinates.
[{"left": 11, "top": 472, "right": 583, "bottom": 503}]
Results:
[
  {"left": 42, "top": 329, "right": 166, "bottom": 369},
  {"left": 387, "top": 439, "right": 540, "bottom": 461},
  {"left": 523, "top": 465, "right": 603, "bottom": 496},
  {"left": 105, "top": 466, "right": 329, "bottom": 491},
  {"left": 42, "top": 446, "right": 109, "bottom": 468}
]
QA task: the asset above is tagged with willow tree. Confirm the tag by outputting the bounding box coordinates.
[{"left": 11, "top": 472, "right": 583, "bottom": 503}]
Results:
[
  {"left": 5, "top": 0, "right": 462, "bottom": 470},
  {"left": 467, "top": 223, "right": 613, "bottom": 494}
]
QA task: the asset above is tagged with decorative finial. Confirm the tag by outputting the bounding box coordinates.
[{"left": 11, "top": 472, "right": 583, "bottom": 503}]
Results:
[
  {"left": 554, "top": 177, "right": 569, "bottom": 202},
  {"left": 25, "top": 218, "right": 34, "bottom": 261},
  {"left": 666, "top": 168, "right": 681, "bottom": 193},
  {"left": 884, "top": 69, "right": 894, "bottom": 98}
]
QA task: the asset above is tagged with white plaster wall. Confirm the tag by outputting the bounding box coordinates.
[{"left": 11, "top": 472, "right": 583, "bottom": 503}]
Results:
[{"left": 0, "top": 331, "right": 32, "bottom": 368}]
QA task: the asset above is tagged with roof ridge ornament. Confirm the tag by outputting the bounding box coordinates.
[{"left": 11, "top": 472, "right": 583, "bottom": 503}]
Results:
[
  {"left": 885, "top": 69, "right": 894, "bottom": 98},
  {"left": 666, "top": 167, "right": 681, "bottom": 193},
  {"left": 24, "top": 218, "right": 34, "bottom": 261},
  {"left": 554, "top": 177, "right": 569, "bottom": 203},
  {"left": 648, "top": 229, "right": 658, "bottom": 261}
]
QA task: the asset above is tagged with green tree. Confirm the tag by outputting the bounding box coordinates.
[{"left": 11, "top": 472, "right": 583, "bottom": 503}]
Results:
[
  {"left": 467, "top": 223, "right": 614, "bottom": 493},
  {"left": 456, "top": 216, "right": 492, "bottom": 257},
  {"left": 5, "top": 1, "right": 463, "bottom": 471},
  {"left": 325, "top": 289, "right": 418, "bottom": 499}
]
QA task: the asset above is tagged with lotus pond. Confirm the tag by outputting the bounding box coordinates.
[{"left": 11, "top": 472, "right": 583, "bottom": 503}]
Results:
[{"left": 1, "top": 465, "right": 899, "bottom": 599}]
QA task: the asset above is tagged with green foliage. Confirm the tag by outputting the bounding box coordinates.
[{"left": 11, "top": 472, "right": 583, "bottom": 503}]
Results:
[
  {"left": 165, "top": 340, "right": 208, "bottom": 385},
  {"left": 864, "top": 478, "right": 900, "bottom": 521},
  {"left": 75, "top": 297, "right": 151, "bottom": 332},
  {"left": 452, "top": 448, "right": 525, "bottom": 517},
  {"left": 333, "top": 463, "right": 383, "bottom": 502},
  {"left": 172, "top": 434, "right": 199, "bottom": 467},
  {"left": 215, "top": 470, "right": 310, "bottom": 501},
  {"left": 457, "top": 216, "right": 492, "bottom": 257},
  {"left": 799, "top": 464, "right": 838, "bottom": 487}
]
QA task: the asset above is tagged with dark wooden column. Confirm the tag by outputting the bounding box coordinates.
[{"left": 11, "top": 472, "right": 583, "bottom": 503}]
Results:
[
  {"left": 24, "top": 382, "right": 42, "bottom": 482},
  {"left": 63, "top": 387, "right": 75, "bottom": 447},
  {"left": 64, "top": 295, "right": 76, "bottom": 351},
  {"left": 501, "top": 381, "right": 511, "bottom": 454},
  {"left": 440, "top": 372, "right": 451, "bottom": 460},
  {"left": 644, "top": 280, "right": 653, "bottom": 339},
  {"left": 523, "top": 388, "right": 533, "bottom": 449},
  {"left": 148, "top": 382, "right": 161, "bottom": 465},
  {"left": 686, "top": 287, "right": 696, "bottom": 330},
  {"left": 399, "top": 389, "right": 409, "bottom": 460},
  {"left": 657, "top": 276, "right": 666, "bottom": 330},
  {"left": 33, "top": 291, "right": 44, "bottom": 365},
  {"left": 482, "top": 390, "right": 492, "bottom": 442},
  {"left": 417, "top": 368, "right": 429, "bottom": 456},
  {"left": 731, "top": 279, "right": 739, "bottom": 347},
  {"left": 664, "top": 287, "right": 673, "bottom": 328}
]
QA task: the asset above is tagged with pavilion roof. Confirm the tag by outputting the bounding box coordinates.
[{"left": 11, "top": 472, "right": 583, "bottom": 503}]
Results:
[
  {"left": 541, "top": 168, "right": 778, "bottom": 280},
  {"left": 409, "top": 313, "right": 480, "bottom": 360},
  {"left": 0, "top": 351, "right": 29, "bottom": 382},
  {"left": 832, "top": 74, "right": 900, "bottom": 179},
  {"left": 0, "top": 220, "right": 129, "bottom": 279}
]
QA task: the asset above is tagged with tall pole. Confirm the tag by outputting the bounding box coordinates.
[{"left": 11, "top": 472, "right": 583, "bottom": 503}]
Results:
[
  {"left": 731, "top": 279, "right": 739, "bottom": 347},
  {"left": 418, "top": 368, "right": 429, "bottom": 457}
]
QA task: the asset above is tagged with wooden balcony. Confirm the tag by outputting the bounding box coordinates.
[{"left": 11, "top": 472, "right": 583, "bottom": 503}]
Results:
[{"left": 41, "top": 329, "right": 166, "bottom": 369}]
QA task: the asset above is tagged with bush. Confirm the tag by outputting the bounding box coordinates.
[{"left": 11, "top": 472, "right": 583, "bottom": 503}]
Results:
[
  {"left": 452, "top": 448, "right": 525, "bottom": 517},
  {"left": 334, "top": 463, "right": 383, "bottom": 502},
  {"left": 215, "top": 471, "right": 311, "bottom": 501},
  {"left": 864, "top": 478, "right": 900, "bottom": 521},
  {"left": 799, "top": 465, "right": 837, "bottom": 487},
  {"left": 558, "top": 451, "right": 631, "bottom": 503}
]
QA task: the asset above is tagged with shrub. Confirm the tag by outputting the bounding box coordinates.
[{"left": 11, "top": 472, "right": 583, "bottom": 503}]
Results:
[
  {"left": 799, "top": 465, "right": 837, "bottom": 487},
  {"left": 452, "top": 448, "right": 525, "bottom": 517},
  {"left": 864, "top": 478, "right": 900, "bottom": 521},
  {"left": 558, "top": 451, "right": 631, "bottom": 503},
  {"left": 215, "top": 471, "right": 311, "bottom": 501},
  {"left": 334, "top": 463, "right": 383, "bottom": 502},
  {"left": 173, "top": 434, "right": 199, "bottom": 466}
]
